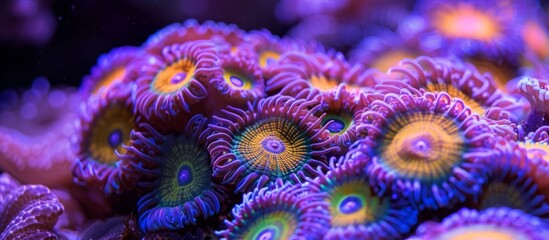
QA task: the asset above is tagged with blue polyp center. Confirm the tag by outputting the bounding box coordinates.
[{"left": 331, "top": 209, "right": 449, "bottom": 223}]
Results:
[
  {"left": 170, "top": 72, "right": 187, "bottom": 84},
  {"left": 339, "top": 195, "right": 363, "bottom": 214},
  {"left": 178, "top": 165, "right": 193, "bottom": 186},
  {"left": 326, "top": 119, "right": 346, "bottom": 133},
  {"left": 108, "top": 129, "right": 123, "bottom": 148},
  {"left": 230, "top": 75, "right": 244, "bottom": 87},
  {"left": 261, "top": 136, "right": 286, "bottom": 154},
  {"left": 266, "top": 57, "right": 278, "bottom": 66},
  {"left": 256, "top": 227, "right": 278, "bottom": 240}
]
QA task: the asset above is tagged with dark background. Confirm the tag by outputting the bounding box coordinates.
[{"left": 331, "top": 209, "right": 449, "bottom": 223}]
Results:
[
  {"left": 2, "top": 0, "right": 549, "bottom": 92},
  {"left": 0, "top": 0, "right": 289, "bottom": 91}
]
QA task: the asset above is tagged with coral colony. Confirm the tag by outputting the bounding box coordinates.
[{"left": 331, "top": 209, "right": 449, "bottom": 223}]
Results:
[{"left": 6, "top": 0, "right": 549, "bottom": 239}]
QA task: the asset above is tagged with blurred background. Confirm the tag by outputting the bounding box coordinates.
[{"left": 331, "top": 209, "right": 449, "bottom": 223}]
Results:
[
  {"left": 1, "top": 0, "right": 549, "bottom": 91},
  {"left": 0, "top": 0, "right": 289, "bottom": 90}
]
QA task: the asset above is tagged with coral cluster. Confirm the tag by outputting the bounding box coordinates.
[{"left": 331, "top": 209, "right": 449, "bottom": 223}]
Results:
[{"left": 3, "top": 0, "right": 549, "bottom": 238}]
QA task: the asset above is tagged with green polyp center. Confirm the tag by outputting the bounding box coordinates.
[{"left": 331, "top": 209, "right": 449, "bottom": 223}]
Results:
[
  {"left": 327, "top": 179, "right": 390, "bottom": 227},
  {"left": 244, "top": 211, "right": 297, "bottom": 240},
  {"left": 321, "top": 111, "right": 353, "bottom": 135},
  {"left": 158, "top": 136, "right": 212, "bottom": 207}
]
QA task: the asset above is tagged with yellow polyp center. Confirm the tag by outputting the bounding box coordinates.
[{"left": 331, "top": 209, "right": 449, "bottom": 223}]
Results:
[
  {"left": 442, "top": 225, "right": 523, "bottom": 240},
  {"left": 152, "top": 58, "right": 196, "bottom": 94},
  {"left": 223, "top": 69, "right": 253, "bottom": 90},
  {"left": 468, "top": 58, "right": 514, "bottom": 93},
  {"left": 450, "top": 231, "right": 514, "bottom": 240},
  {"left": 435, "top": 4, "right": 500, "bottom": 41},
  {"left": 92, "top": 67, "right": 126, "bottom": 94},
  {"left": 328, "top": 180, "right": 387, "bottom": 227},
  {"left": 522, "top": 21, "right": 549, "bottom": 59},
  {"left": 310, "top": 75, "right": 340, "bottom": 91},
  {"left": 382, "top": 113, "right": 463, "bottom": 179},
  {"left": 426, "top": 83, "right": 485, "bottom": 116},
  {"left": 259, "top": 50, "right": 281, "bottom": 68},
  {"left": 236, "top": 118, "right": 309, "bottom": 178},
  {"left": 372, "top": 50, "right": 416, "bottom": 73},
  {"left": 243, "top": 211, "right": 297, "bottom": 240},
  {"left": 89, "top": 104, "right": 135, "bottom": 165}
]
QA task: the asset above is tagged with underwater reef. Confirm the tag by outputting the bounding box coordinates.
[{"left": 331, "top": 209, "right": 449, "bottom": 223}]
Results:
[{"left": 4, "top": 0, "right": 549, "bottom": 239}]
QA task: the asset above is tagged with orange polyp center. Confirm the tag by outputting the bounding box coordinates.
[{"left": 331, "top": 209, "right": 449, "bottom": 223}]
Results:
[
  {"left": 93, "top": 67, "right": 126, "bottom": 94},
  {"left": 441, "top": 225, "right": 524, "bottom": 240},
  {"left": 449, "top": 231, "right": 514, "bottom": 240},
  {"left": 89, "top": 104, "right": 134, "bottom": 164},
  {"left": 259, "top": 50, "right": 281, "bottom": 68},
  {"left": 230, "top": 46, "right": 239, "bottom": 54},
  {"left": 435, "top": 4, "right": 500, "bottom": 41},
  {"left": 372, "top": 50, "right": 416, "bottom": 73},
  {"left": 382, "top": 113, "right": 463, "bottom": 179},
  {"left": 152, "top": 59, "right": 196, "bottom": 94},
  {"left": 522, "top": 21, "right": 549, "bottom": 59},
  {"left": 310, "top": 75, "right": 340, "bottom": 91}
]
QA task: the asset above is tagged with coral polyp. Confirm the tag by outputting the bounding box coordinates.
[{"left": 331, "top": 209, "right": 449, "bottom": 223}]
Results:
[
  {"left": 361, "top": 91, "right": 492, "bottom": 209},
  {"left": 409, "top": 207, "right": 549, "bottom": 240},
  {"left": 207, "top": 95, "right": 339, "bottom": 194},
  {"left": 519, "top": 77, "right": 549, "bottom": 134},
  {"left": 308, "top": 152, "right": 418, "bottom": 239},
  {"left": 416, "top": 0, "right": 524, "bottom": 62},
  {"left": 124, "top": 114, "right": 226, "bottom": 232},
  {"left": 520, "top": 140, "right": 549, "bottom": 206},
  {"left": 266, "top": 51, "right": 357, "bottom": 96},
  {"left": 133, "top": 41, "right": 218, "bottom": 127},
  {"left": 432, "top": 4, "right": 500, "bottom": 41},
  {"left": 217, "top": 183, "right": 329, "bottom": 240},
  {"left": 244, "top": 30, "right": 318, "bottom": 70},
  {"left": 313, "top": 84, "right": 371, "bottom": 155},
  {"left": 143, "top": 19, "right": 247, "bottom": 56},
  {"left": 80, "top": 46, "right": 143, "bottom": 98},
  {"left": 206, "top": 53, "right": 265, "bottom": 111},
  {"left": 384, "top": 56, "right": 527, "bottom": 122},
  {"left": 73, "top": 83, "right": 138, "bottom": 195},
  {"left": 5, "top": 5, "right": 549, "bottom": 238},
  {"left": 473, "top": 138, "right": 549, "bottom": 219}
]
